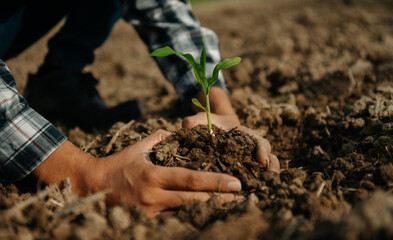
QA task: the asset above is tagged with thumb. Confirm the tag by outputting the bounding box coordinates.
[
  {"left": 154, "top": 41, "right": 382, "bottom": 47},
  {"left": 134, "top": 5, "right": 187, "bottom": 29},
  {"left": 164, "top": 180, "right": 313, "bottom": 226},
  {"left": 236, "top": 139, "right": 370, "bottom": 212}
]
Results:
[
  {"left": 256, "top": 140, "right": 270, "bottom": 168},
  {"left": 138, "top": 129, "right": 173, "bottom": 152},
  {"left": 182, "top": 112, "right": 206, "bottom": 129}
]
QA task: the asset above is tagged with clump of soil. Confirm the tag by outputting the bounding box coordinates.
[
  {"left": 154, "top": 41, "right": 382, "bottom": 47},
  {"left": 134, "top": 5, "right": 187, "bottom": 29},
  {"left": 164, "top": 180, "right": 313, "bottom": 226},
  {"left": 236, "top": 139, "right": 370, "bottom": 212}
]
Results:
[{"left": 150, "top": 125, "right": 269, "bottom": 193}]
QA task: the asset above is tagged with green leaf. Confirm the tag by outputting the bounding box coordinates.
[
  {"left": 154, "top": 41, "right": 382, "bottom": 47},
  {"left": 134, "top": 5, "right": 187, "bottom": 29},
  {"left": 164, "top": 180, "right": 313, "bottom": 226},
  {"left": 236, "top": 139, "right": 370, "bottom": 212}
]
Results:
[
  {"left": 180, "top": 53, "right": 207, "bottom": 90},
  {"left": 144, "top": 46, "right": 177, "bottom": 62},
  {"left": 200, "top": 36, "right": 206, "bottom": 75},
  {"left": 149, "top": 46, "right": 178, "bottom": 57},
  {"left": 148, "top": 46, "right": 208, "bottom": 91},
  {"left": 192, "top": 98, "right": 207, "bottom": 112},
  {"left": 209, "top": 57, "right": 241, "bottom": 88}
]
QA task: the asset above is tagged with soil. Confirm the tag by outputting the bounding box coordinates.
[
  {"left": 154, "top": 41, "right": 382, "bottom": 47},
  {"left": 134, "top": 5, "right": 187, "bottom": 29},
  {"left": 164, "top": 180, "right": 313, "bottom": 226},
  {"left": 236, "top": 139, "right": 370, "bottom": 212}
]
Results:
[
  {"left": 150, "top": 125, "right": 267, "bottom": 193},
  {"left": 2, "top": 0, "right": 393, "bottom": 239}
]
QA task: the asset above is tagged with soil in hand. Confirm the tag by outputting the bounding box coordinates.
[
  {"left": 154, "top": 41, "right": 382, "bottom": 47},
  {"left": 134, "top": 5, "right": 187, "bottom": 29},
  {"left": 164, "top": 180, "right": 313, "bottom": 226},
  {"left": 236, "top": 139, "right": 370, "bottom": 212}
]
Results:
[{"left": 150, "top": 125, "right": 271, "bottom": 193}]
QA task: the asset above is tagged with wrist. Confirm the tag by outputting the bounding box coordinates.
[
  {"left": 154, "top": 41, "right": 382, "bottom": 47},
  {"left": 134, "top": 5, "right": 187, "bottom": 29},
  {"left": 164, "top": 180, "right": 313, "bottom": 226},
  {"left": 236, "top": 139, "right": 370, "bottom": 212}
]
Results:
[
  {"left": 192, "top": 87, "right": 238, "bottom": 117},
  {"left": 32, "top": 140, "right": 99, "bottom": 195}
]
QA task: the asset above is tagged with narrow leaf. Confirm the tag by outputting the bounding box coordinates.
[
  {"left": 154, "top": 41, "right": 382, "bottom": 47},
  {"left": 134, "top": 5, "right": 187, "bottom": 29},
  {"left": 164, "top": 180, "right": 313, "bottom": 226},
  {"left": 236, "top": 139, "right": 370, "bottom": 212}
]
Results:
[
  {"left": 200, "top": 36, "right": 207, "bottom": 75},
  {"left": 180, "top": 53, "right": 206, "bottom": 88},
  {"left": 192, "top": 98, "right": 207, "bottom": 112},
  {"left": 148, "top": 46, "right": 208, "bottom": 90},
  {"left": 149, "top": 46, "right": 178, "bottom": 57},
  {"left": 209, "top": 57, "right": 241, "bottom": 88}
]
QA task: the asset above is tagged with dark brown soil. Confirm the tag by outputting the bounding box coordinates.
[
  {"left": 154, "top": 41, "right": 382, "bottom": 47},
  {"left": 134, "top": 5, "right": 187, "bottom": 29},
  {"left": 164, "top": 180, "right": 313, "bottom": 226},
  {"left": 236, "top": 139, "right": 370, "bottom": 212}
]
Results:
[
  {"left": 150, "top": 125, "right": 268, "bottom": 193},
  {"left": 2, "top": 0, "right": 393, "bottom": 239}
]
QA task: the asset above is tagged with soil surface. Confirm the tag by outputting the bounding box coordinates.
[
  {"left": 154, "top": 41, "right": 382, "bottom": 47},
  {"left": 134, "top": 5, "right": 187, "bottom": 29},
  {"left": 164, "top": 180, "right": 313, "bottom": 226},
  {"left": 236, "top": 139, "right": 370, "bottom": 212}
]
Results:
[{"left": 2, "top": 0, "right": 393, "bottom": 239}]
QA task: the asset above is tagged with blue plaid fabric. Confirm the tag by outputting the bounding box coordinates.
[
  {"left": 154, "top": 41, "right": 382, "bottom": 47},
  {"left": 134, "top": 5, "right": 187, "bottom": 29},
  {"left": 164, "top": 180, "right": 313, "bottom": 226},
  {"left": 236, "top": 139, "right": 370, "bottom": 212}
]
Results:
[
  {"left": 0, "top": 60, "right": 67, "bottom": 182},
  {"left": 122, "top": 0, "right": 227, "bottom": 102}
]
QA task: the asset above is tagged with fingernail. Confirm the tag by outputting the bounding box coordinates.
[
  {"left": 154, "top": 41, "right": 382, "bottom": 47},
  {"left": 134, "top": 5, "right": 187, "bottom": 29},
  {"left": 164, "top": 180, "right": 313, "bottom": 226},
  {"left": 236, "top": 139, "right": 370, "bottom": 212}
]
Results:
[
  {"left": 227, "top": 181, "right": 242, "bottom": 191},
  {"left": 266, "top": 158, "right": 270, "bottom": 169}
]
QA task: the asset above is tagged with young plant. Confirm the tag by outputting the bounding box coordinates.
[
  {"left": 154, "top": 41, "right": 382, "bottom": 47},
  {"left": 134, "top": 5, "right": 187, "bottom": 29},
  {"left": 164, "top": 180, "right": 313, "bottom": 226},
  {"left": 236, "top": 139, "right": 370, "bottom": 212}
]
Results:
[{"left": 149, "top": 39, "right": 241, "bottom": 133}]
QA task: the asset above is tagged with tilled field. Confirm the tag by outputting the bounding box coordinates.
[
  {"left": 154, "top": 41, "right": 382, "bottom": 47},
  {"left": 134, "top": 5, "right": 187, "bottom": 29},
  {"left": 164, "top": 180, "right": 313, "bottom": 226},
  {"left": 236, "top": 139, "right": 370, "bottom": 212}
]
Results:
[{"left": 2, "top": 0, "right": 393, "bottom": 239}]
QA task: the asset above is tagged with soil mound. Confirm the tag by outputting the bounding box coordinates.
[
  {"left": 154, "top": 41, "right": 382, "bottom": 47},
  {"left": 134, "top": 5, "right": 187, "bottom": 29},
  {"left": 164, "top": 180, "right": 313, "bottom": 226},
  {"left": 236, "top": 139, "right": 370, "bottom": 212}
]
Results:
[{"left": 150, "top": 125, "right": 268, "bottom": 193}]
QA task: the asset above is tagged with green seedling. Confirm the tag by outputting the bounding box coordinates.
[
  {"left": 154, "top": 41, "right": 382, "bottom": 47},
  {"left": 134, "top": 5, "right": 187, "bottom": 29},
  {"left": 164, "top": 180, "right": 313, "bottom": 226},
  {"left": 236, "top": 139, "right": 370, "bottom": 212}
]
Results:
[{"left": 149, "top": 39, "right": 241, "bottom": 133}]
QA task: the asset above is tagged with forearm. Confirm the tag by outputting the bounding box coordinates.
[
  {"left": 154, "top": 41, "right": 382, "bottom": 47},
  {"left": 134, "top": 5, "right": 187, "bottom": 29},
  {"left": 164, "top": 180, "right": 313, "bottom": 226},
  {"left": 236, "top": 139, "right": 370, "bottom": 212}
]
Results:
[
  {"left": 32, "top": 140, "right": 101, "bottom": 195},
  {"left": 0, "top": 59, "right": 67, "bottom": 183},
  {"left": 32, "top": 140, "right": 99, "bottom": 195}
]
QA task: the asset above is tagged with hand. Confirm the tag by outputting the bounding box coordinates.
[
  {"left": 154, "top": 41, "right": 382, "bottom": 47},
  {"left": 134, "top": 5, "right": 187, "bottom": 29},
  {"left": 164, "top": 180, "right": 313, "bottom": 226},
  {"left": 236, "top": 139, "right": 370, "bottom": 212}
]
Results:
[
  {"left": 86, "top": 130, "right": 243, "bottom": 218},
  {"left": 236, "top": 126, "right": 280, "bottom": 174},
  {"left": 182, "top": 113, "right": 280, "bottom": 173},
  {"left": 183, "top": 111, "right": 240, "bottom": 130},
  {"left": 185, "top": 87, "right": 280, "bottom": 173},
  {"left": 34, "top": 130, "right": 244, "bottom": 218}
]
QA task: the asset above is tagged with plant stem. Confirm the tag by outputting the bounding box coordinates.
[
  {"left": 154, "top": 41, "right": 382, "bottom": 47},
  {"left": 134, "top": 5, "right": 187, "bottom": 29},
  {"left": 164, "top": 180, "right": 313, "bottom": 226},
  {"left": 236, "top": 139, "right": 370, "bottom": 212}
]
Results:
[{"left": 205, "top": 93, "right": 212, "bottom": 133}]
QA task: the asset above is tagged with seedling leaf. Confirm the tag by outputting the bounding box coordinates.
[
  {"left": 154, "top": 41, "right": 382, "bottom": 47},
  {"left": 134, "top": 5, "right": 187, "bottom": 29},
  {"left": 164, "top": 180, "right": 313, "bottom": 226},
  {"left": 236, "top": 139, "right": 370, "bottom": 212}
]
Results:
[
  {"left": 149, "top": 47, "right": 207, "bottom": 90},
  {"left": 149, "top": 46, "right": 178, "bottom": 57},
  {"left": 200, "top": 38, "right": 207, "bottom": 75},
  {"left": 209, "top": 57, "right": 241, "bottom": 88},
  {"left": 181, "top": 53, "right": 207, "bottom": 90},
  {"left": 192, "top": 98, "right": 207, "bottom": 112}
]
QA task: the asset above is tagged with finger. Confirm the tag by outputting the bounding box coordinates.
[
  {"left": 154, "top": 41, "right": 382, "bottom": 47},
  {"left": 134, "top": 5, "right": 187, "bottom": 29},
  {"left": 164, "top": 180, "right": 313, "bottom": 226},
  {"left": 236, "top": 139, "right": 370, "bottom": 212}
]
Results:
[
  {"left": 137, "top": 129, "right": 173, "bottom": 152},
  {"left": 237, "top": 126, "right": 272, "bottom": 152},
  {"left": 143, "top": 191, "right": 244, "bottom": 218},
  {"left": 152, "top": 190, "right": 244, "bottom": 210},
  {"left": 236, "top": 126, "right": 255, "bottom": 136},
  {"left": 268, "top": 154, "right": 280, "bottom": 174},
  {"left": 157, "top": 167, "right": 242, "bottom": 192},
  {"left": 182, "top": 113, "right": 206, "bottom": 129},
  {"left": 156, "top": 211, "right": 176, "bottom": 219},
  {"left": 256, "top": 139, "right": 271, "bottom": 168}
]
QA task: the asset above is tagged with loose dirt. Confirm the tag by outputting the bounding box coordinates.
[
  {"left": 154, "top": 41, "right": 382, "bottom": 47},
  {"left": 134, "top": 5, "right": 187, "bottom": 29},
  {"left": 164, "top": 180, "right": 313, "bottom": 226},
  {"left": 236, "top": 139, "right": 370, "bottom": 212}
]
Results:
[
  {"left": 2, "top": 0, "right": 393, "bottom": 239},
  {"left": 150, "top": 125, "right": 267, "bottom": 193}
]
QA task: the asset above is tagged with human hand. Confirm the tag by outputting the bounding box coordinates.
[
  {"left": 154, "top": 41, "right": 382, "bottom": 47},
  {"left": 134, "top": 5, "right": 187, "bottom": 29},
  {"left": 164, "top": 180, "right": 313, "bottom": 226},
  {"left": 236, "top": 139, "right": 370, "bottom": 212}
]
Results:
[
  {"left": 182, "top": 113, "right": 280, "bottom": 173},
  {"left": 183, "top": 111, "right": 240, "bottom": 130},
  {"left": 236, "top": 126, "right": 280, "bottom": 173},
  {"left": 187, "top": 87, "right": 241, "bottom": 130},
  {"left": 89, "top": 130, "right": 243, "bottom": 218}
]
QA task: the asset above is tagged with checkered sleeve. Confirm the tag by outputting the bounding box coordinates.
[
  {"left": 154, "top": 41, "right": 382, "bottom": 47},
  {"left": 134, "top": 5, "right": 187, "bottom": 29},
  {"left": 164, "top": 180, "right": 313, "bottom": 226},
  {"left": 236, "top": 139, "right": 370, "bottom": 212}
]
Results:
[
  {"left": 0, "top": 60, "right": 67, "bottom": 183},
  {"left": 121, "top": 0, "right": 227, "bottom": 104}
]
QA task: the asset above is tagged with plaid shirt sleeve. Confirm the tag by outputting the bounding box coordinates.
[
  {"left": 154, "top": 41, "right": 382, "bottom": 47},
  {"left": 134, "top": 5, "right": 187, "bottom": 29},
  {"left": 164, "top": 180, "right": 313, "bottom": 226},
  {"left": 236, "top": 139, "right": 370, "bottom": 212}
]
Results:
[
  {"left": 121, "top": 0, "right": 228, "bottom": 104},
  {"left": 0, "top": 60, "right": 67, "bottom": 183}
]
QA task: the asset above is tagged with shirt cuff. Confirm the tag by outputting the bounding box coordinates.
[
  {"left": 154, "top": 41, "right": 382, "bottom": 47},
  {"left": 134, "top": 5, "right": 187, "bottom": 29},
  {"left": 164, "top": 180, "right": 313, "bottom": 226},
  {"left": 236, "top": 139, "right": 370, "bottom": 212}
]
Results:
[{"left": 0, "top": 107, "right": 67, "bottom": 183}]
